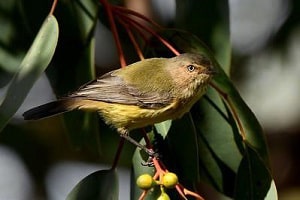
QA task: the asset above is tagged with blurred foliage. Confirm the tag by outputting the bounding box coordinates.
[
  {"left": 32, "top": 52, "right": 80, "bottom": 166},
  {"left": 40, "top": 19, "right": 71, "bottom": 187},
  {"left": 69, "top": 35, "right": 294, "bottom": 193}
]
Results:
[
  {"left": 66, "top": 169, "right": 119, "bottom": 200},
  {"left": 0, "top": 15, "right": 58, "bottom": 131},
  {"left": 2, "top": 0, "right": 300, "bottom": 199}
]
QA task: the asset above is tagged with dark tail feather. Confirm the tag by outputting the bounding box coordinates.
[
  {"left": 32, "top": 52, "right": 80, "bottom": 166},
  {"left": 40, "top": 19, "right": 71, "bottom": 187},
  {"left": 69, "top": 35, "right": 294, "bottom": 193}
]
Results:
[{"left": 23, "top": 99, "right": 77, "bottom": 120}]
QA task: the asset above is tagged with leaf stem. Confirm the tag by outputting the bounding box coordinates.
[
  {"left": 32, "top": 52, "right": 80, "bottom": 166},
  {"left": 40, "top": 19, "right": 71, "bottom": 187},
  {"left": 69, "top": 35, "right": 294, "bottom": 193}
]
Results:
[
  {"left": 210, "top": 82, "right": 246, "bottom": 140},
  {"left": 116, "top": 16, "right": 145, "bottom": 60},
  {"left": 112, "top": 5, "right": 162, "bottom": 29},
  {"left": 121, "top": 16, "right": 180, "bottom": 55},
  {"left": 138, "top": 190, "right": 148, "bottom": 200},
  {"left": 99, "top": 0, "right": 126, "bottom": 67},
  {"left": 49, "top": 0, "right": 58, "bottom": 15}
]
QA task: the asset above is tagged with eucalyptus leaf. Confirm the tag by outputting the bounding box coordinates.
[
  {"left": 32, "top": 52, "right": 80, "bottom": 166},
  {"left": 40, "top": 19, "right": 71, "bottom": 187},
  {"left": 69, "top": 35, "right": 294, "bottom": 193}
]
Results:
[
  {"left": 154, "top": 120, "right": 172, "bottom": 139},
  {"left": 66, "top": 169, "right": 118, "bottom": 200},
  {"left": 164, "top": 114, "right": 200, "bottom": 183},
  {"left": 62, "top": 39, "right": 100, "bottom": 152},
  {"left": 234, "top": 145, "right": 272, "bottom": 200},
  {"left": 196, "top": 130, "right": 225, "bottom": 192},
  {"left": 194, "top": 88, "right": 243, "bottom": 172},
  {"left": 265, "top": 181, "right": 278, "bottom": 200},
  {"left": 175, "top": 0, "right": 231, "bottom": 73},
  {"left": 211, "top": 68, "right": 269, "bottom": 165},
  {"left": 157, "top": 27, "right": 269, "bottom": 166},
  {"left": 0, "top": 15, "right": 58, "bottom": 132},
  {"left": 146, "top": 27, "right": 276, "bottom": 197},
  {"left": 72, "top": 0, "right": 99, "bottom": 42},
  {"left": 45, "top": 0, "right": 100, "bottom": 150}
]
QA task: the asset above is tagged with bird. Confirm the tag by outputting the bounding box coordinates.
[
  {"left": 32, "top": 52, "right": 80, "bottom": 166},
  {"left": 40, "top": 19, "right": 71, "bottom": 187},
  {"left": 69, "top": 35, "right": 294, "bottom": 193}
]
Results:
[{"left": 23, "top": 53, "right": 214, "bottom": 151}]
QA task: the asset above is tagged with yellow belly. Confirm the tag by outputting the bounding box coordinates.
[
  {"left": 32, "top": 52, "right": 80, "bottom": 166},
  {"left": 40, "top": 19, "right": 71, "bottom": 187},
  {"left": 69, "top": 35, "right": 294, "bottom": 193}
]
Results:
[{"left": 75, "top": 99, "right": 182, "bottom": 131}]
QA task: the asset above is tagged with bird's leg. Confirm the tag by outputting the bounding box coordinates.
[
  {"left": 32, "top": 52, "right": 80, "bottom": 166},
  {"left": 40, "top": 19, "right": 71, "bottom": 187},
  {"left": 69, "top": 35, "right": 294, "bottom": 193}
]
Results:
[{"left": 118, "top": 128, "right": 156, "bottom": 157}]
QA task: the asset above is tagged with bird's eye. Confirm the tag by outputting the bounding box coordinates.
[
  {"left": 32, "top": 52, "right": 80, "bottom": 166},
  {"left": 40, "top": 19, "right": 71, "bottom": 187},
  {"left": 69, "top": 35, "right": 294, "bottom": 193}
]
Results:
[{"left": 187, "top": 65, "right": 195, "bottom": 72}]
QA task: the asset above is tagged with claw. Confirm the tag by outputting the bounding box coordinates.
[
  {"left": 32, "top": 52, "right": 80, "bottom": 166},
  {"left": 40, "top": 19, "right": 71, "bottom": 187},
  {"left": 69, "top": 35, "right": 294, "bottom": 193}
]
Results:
[{"left": 141, "top": 151, "right": 160, "bottom": 167}]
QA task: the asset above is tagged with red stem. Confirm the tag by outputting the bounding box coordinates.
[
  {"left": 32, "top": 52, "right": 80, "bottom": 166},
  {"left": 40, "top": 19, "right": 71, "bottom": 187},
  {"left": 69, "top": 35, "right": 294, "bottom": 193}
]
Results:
[
  {"left": 111, "top": 138, "right": 125, "bottom": 169},
  {"left": 138, "top": 190, "right": 148, "bottom": 200},
  {"left": 126, "top": 28, "right": 145, "bottom": 60},
  {"left": 49, "top": 0, "right": 58, "bottom": 15},
  {"left": 116, "top": 16, "right": 145, "bottom": 60},
  {"left": 99, "top": 0, "right": 127, "bottom": 67},
  {"left": 140, "top": 128, "right": 154, "bottom": 149},
  {"left": 114, "top": 12, "right": 149, "bottom": 43},
  {"left": 121, "top": 15, "right": 180, "bottom": 56},
  {"left": 112, "top": 5, "right": 162, "bottom": 29}
]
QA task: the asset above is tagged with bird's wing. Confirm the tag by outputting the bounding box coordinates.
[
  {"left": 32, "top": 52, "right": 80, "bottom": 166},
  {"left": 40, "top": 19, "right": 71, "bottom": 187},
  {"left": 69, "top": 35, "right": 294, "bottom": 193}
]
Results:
[{"left": 69, "top": 71, "right": 173, "bottom": 109}]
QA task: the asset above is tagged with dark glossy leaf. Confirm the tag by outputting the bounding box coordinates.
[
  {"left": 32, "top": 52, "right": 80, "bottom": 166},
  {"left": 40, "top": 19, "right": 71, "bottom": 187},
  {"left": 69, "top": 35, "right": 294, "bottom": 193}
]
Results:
[
  {"left": 193, "top": 88, "right": 242, "bottom": 196},
  {"left": 211, "top": 68, "right": 270, "bottom": 166},
  {"left": 20, "top": 0, "right": 52, "bottom": 35},
  {"left": 0, "top": 0, "right": 36, "bottom": 74},
  {"left": 156, "top": 27, "right": 269, "bottom": 166},
  {"left": 45, "top": 0, "right": 100, "bottom": 150},
  {"left": 164, "top": 114, "right": 200, "bottom": 184},
  {"left": 194, "top": 66, "right": 273, "bottom": 197},
  {"left": 66, "top": 169, "right": 118, "bottom": 200},
  {"left": 147, "top": 26, "right": 275, "bottom": 197},
  {"left": 175, "top": 0, "right": 231, "bottom": 73},
  {"left": 196, "top": 129, "right": 225, "bottom": 192},
  {"left": 194, "top": 88, "right": 243, "bottom": 172},
  {"left": 0, "top": 15, "right": 58, "bottom": 132},
  {"left": 147, "top": 29, "right": 239, "bottom": 195},
  {"left": 234, "top": 144, "right": 272, "bottom": 200},
  {"left": 167, "top": 12, "right": 264, "bottom": 164},
  {"left": 62, "top": 40, "right": 100, "bottom": 152},
  {"left": 47, "top": 0, "right": 98, "bottom": 95}
]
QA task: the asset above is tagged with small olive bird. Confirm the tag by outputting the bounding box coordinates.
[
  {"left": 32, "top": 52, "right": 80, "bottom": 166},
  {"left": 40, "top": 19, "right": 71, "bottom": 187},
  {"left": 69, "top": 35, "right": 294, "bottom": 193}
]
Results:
[{"left": 23, "top": 53, "right": 214, "bottom": 152}]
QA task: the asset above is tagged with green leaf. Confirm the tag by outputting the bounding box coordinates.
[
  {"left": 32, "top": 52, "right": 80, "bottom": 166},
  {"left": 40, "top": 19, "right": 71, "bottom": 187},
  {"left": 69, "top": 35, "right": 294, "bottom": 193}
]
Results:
[
  {"left": 196, "top": 130, "right": 226, "bottom": 192},
  {"left": 66, "top": 169, "right": 118, "bottom": 200},
  {"left": 47, "top": 0, "right": 98, "bottom": 95},
  {"left": 265, "top": 181, "right": 278, "bottom": 200},
  {"left": 0, "top": 0, "right": 33, "bottom": 73},
  {"left": 62, "top": 39, "right": 100, "bottom": 152},
  {"left": 154, "top": 120, "right": 172, "bottom": 139},
  {"left": 45, "top": 0, "right": 100, "bottom": 150},
  {"left": 194, "top": 58, "right": 272, "bottom": 196},
  {"left": 234, "top": 144, "right": 272, "bottom": 200},
  {"left": 164, "top": 114, "right": 200, "bottom": 183},
  {"left": 0, "top": 49, "right": 25, "bottom": 73},
  {"left": 194, "top": 88, "right": 243, "bottom": 172},
  {"left": 193, "top": 88, "right": 242, "bottom": 195},
  {"left": 71, "top": 0, "right": 99, "bottom": 42},
  {"left": 212, "top": 68, "right": 270, "bottom": 166},
  {"left": 175, "top": 0, "right": 231, "bottom": 73},
  {"left": 147, "top": 27, "right": 276, "bottom": 197},
  {"left": 0, "top": 15, "right": 58, "bottom": 132},
  {"left": 195, "top": 66, "right": 274, "bottom": 197}
]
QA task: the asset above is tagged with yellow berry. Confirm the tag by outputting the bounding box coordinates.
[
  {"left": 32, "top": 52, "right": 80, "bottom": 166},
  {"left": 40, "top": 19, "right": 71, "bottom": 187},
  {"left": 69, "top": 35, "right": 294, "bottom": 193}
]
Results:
[
  {"left": 136, "top": 174, "right": 153, "bottom": 190},
  {"left": 157, "top": 192, "right": 170, "bottom": 200},
  {"left": 162, "top": 172, "right": 178, "bottom": 189}
]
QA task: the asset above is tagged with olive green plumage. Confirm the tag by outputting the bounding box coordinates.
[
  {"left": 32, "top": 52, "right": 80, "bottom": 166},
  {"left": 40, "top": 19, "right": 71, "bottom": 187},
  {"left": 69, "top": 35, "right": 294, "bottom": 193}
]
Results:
[{"left": 23, "top": 53, "right": 214, "bottom": 135}]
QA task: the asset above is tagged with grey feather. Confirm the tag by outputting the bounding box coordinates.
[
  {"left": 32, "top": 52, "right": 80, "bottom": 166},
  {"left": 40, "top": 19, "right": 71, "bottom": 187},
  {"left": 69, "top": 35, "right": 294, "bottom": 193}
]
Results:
[{"left": 69, "top": 70, "right": 173, "bottom": 108}]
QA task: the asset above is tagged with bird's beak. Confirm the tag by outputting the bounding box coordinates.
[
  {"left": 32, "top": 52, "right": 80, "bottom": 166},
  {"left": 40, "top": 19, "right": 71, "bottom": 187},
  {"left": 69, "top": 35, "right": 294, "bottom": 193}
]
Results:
[{"left": 204, "top": 67, "right": 218, "bottom": 75}]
